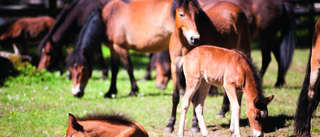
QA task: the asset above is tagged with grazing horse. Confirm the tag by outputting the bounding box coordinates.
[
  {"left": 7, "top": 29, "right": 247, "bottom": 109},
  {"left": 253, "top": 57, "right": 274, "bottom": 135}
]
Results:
[
  {"left": 37, "top": 0, "right": 109, "bottom": 79},
  {"left": 177, "top": 45, "right": 273, "bottom": 137},
  {"left": 148, "top": 49, "right": 171, "bottom": 90},
  {"left": 101, "top": 0, "right": 174, "bottom": 97},
  {"left": 198, "top": 0, "right": 296, "bottom": 88},
  {"left": 294, "top": 19, "right": 320, "bottom": 137},
  {"left": 66, "top": 113, "right": 149, "bottom": 137},
  {"left": 165, "top": 0, "right": 251, "bottom": 133},
  {"left": 65, "top": 8, "right": 105, "bottom": 98},
  {"left": 0, "top": 16, "right": 55, "bottom": 54}
]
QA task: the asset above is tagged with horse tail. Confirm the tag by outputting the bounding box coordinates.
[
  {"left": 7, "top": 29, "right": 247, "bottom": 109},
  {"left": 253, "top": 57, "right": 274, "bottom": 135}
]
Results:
[
  {"left": 176, "top": 57, "right": 186, "bottom": 91},
  {"left": 279, "top": 2, "right": 296, "bottom": 74},
  {"left": 294, "top": 47, "right": 314, "bottom": 135}
]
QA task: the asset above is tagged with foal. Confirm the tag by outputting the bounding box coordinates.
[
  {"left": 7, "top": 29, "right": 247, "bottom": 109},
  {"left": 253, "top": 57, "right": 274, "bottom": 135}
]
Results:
[{"left": 177, "top": 45, "right": 273, "bottom": 137}]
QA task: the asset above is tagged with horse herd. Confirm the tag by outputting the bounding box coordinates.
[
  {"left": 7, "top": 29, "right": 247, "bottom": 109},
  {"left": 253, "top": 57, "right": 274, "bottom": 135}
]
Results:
[{"left": 0, "top": 0, "right": 319, "bottom": 136}]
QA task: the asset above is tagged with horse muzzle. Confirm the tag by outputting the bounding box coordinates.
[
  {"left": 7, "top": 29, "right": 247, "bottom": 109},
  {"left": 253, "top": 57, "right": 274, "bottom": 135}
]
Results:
[
  {"left": 72, "top": 84, "right": 85, "bottom": 98},
  {"left": 184, "top": 30, "right": 200, "bottom": 46}
]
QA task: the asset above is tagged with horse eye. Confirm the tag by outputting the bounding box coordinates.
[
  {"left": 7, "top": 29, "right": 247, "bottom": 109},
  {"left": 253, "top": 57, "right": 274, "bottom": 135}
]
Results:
[
  {"left": 179, "top": 12, "right": 185, "bottom": 18},
  {"left": 45, "top": 52, "right": 50, "bottom": 55},
  {"left": 81, "top": 68, "right": 86, "bottom": 72}
]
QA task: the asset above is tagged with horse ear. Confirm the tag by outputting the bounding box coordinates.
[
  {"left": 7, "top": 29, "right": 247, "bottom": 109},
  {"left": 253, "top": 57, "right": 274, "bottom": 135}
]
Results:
[
  {"left": 68, "top": 113, "right": 84, "bottom": 131},
  {"left": 265, "top": 95, "right": 274, "bottom": 105},
  {"left": 253, "top": 97, "right": 260, "bottom": 107}
]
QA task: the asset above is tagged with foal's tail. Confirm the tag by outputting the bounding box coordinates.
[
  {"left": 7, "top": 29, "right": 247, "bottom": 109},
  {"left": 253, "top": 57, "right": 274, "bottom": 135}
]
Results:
[
  {"left": 176, "top": 57, "right": 186, "bottom": 91},
  {"left": 280, "top": 2, "right": 296, "bottom": 74},
  {"left": 294, "top": 48, "right": 320, "bottom": 135}
]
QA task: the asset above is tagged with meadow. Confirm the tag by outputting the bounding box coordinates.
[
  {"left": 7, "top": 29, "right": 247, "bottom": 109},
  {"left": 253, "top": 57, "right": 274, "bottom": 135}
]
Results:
[{"left": 1, "top": 44, "right": 320, "bottom": 136}]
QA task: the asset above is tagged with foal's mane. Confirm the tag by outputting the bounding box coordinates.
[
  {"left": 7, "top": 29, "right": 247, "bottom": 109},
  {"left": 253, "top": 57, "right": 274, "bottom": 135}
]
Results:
[
  {"left": 37, "top": 0, "right": 80, "bottom": 55},
  {"left": 234, "top": 50, "right": 265, "bottom": 99},
  {"left": 170, "top": 0, "right": 203, "bottom": 19},
  {"left": 76, "top": 112, "right": 135, "bottom": 126}
]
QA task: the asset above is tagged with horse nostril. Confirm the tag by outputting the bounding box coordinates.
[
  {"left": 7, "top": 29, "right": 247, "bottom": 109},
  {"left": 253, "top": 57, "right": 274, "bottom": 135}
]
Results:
[{"left": 193, "top": 38, "right": 199, "bottom": 45}]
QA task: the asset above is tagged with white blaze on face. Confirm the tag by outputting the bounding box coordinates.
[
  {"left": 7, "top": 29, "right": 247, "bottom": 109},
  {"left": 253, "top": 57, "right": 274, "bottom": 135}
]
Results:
[
  {"left": 72, "top": 84, "right": 81, "bottom": 96},
  {"left": 183, "top": 30, "right": 200, "bottom": 46}
]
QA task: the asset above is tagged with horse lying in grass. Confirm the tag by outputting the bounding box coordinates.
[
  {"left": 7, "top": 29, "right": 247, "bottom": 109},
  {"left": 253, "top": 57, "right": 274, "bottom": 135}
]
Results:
[
  {"left": 66, "top": 113, "right": 149, "bottom": 137},
  {"left": 0, "top": 16, "right": 55, "bottom": 55},
  {"left": 176, "top": 45, "right": 274, "bottom": 137},
  {"left": 294, "top": 18, "right": 320, "bottom": 137}
]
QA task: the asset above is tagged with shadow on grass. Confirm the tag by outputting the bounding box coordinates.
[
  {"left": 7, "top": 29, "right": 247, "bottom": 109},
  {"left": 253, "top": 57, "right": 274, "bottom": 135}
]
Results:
[{"left": 217, "top": 114, "right": 293, "bottom": 133}]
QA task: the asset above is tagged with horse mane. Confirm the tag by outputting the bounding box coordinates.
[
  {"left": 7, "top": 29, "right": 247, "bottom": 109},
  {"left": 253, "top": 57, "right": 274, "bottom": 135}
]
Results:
[
  {"left": 76, "top": 112, "right": 135, "bottom": 126},
  {"left": 234, "top": 50, "right": 265, "bottom": 99},
  {"left": 37, "top": 0, "right": 80, "bottom": 55},
  {"left": 66, "top": 7, "right": 105, "bottom": 68},
  {"left": 170, "top": 0, "right": 203, "bottom": 19}
]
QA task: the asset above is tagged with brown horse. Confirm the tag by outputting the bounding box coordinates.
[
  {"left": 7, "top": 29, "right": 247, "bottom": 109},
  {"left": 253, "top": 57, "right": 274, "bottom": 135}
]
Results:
[
  {"left": 294, "top": 18, "right": 320, "bottom": 137},
  {"left": 165, "top": 0, "right": 251, "bottom": 133},
  {"left": 100, "top": 0, "right": 174, "bottom": 97},
  {"left": 66, "top": 113, "right": 149, "bottom": 137},
  {"left": 177, "top": 45, "right": 273, "bottom": 137},
  {"left": 0, "top": 16, "right": 55, "bottom": 55},
  {"left": 37, "top": 0, "right": 110, "bottom": 78},
  {"left": 198, "top": 0, "right": 296, "bottom": 88}
]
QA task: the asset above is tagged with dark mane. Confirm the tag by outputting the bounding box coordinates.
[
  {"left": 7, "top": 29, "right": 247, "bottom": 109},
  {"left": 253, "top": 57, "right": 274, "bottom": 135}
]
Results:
[
  {"left": 66, "top": 7, "right": 105, "bottom": 68},
  {"left": 76, "top": 112, "right": 135, "bottom": 126},
  {"left": 235, "top": 50, "right": 265, "bottom": 99},
  {"left": 37, "top": 0, "right": 80, "bottom": 55},
  {"left": 170, "top": 0, "right": 203, "bottom": 19}
]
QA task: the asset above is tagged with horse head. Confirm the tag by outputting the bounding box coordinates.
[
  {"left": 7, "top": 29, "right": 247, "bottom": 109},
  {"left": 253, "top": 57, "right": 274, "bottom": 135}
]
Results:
[
  {"left": 38, "top": 38, "right": 62, "bottom": 71},
  {"left": 173, "top": 0, "right": 201, "bottom": 46},
  {"left": 248, "top": 95, "right": 274, "bottom": 137},
  {"left": 66, "top": 49, "right": 92, "bottom": 98}
]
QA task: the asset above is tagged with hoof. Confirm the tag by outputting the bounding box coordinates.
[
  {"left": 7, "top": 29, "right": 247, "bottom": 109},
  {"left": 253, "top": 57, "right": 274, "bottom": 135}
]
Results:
[
  {"left": 216, "top": 114, "right": 225, "bottom": 118},
  {"left": 190, "top": 127, "right": 200, "bottom": 133},
  {"left": 129, "top": 92, "right": 137, "bottom": 97},
  {"left": 164, "top": 127, "right": 174, "bottom": 133},
  {"left": 104, "top": 93, "right": 116, "bottom": 98}
]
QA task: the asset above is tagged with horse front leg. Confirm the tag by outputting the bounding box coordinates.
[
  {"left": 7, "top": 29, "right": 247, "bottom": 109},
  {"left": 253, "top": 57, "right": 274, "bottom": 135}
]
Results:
[
  {"left": 143, "top": 53, "right": 153, "bottom": 81},
  {"left": 224, "top": 84, "right": 241, "bottom": 137},
  {"left": 104, "top": 46, "right": 119, "bottom": 98},
  {"left": 115, "top": 44, "right": 139, "bottom": 96},
  {"left": 164, "top": 62, "right": 180, "bottom": 133}
]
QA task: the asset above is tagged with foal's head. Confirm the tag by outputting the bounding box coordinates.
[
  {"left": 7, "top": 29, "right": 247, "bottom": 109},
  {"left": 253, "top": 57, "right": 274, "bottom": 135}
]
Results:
[
  {"left": 248, "top": 95, "right": 274, "bottom": 136},
  {"left": 38, "top": 38, "right": 62, "bottom": 71},
  {"left": 66, "top": 49, "right": 92, "bottom": 98},
  {"left": 172, "top": 0, "right": 202, "bottom": 46}
]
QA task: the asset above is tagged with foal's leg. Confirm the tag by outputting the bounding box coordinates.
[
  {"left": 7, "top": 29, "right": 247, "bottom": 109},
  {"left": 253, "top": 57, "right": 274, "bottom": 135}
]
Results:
[
  {"left": 224, "top": 84, "right": 241, "bottom": 137},
  {"left": 193, "top": 82, "right": 211, "bottom": 136},
  {"left": 177, "top": 78, "right": 201, "bottom": 137}
]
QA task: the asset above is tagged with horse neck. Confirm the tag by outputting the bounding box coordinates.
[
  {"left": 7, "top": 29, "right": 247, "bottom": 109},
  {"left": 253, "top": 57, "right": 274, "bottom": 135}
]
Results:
[{"left": 243, "top": 68, "right": 262, "bottom": 106}]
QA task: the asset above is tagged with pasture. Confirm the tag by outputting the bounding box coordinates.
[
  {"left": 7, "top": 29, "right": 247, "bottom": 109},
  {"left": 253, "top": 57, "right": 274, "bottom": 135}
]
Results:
[{"left": 1, "top": 45, "right": 320, "bottom": 136}]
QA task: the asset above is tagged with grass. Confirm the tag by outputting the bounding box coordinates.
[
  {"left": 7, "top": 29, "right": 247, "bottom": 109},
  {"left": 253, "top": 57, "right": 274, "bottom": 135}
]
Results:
[{"left": 1, "top": 46, "right": 320, "bottom": 137}]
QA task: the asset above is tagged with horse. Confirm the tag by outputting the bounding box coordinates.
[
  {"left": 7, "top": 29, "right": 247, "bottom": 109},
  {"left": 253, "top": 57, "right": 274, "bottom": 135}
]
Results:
[
  {"left": 65, "top": 8, "right": 106, "bottom": 98},
  {"left": 294, "top": 18, "right": 320, "bottom": 137},
  {"left": 66, "top": 113, "right": 149, "bottom": 137},
  {"left": 99, "top": 0, "right": 174, "bottom": 97},
  {"left": 0, "top": 16, "right": 55, "bottom": 55},
  {"left": 176, "top": 45, "right": 273, "bottom": 137},
  {"left": 197, "top": 0, "right": 296, "bottom": 88},
  {"left": 165, "top": 0, "right": 251, "bottom": 133},
  {"left": 37, "top": 0, "right": 110, "bottom": 79}
]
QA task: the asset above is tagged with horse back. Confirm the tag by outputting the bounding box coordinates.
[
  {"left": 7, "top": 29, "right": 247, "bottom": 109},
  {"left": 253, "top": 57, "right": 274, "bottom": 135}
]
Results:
[
  {"left": 199, "top": 1, "right": 251, "bottom": 56},
  {"left": 102, "top": 0, "right": 174, "bottom": 53}
]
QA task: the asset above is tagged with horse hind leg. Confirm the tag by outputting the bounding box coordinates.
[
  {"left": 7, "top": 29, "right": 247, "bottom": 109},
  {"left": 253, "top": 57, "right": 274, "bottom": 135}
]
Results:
[{"left": 192, "top": 82, "right": 211, "bottom": 136}]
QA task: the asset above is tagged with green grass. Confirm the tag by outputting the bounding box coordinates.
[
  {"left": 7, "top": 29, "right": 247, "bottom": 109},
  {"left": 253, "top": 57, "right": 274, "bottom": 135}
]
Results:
[{"left": 1, "top": 48, "right": 320, "bottom": 137}]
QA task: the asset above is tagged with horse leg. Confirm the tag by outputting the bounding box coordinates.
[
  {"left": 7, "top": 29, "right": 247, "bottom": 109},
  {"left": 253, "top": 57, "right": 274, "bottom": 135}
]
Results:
[
  {"left": 271, "top": 39, "right": 286, "bottom": 88},
  {"left": 258, "top": 37, "right": 272, "bottom": 80},
  {"left": 115, "top": 44, "right": 139, "bottom": 96},
  {"left": 104, "top": 47, "right": 120, "bottom": 98},
  {"left": 224, "top": 84, "right": 241, "bottom": 137},
  {"left": 97, "top": 45, "right": 108, "bottom": 80},
  {"left": 164, "top": 62, "right": 180, "bottom": 133},
  {"left": 143, "top": 53, "right": 153, "bottom": 81},
  {"left": 217, "top": 90, "right": 230, "bottom": 118},
  {"left": 193, "top": 82, "right": 211, "bottom": 136}
]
